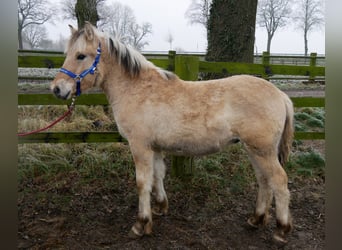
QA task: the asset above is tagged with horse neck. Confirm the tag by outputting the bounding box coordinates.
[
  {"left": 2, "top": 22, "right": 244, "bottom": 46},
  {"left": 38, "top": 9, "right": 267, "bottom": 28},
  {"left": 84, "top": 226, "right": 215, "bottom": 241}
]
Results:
[
  {"left": 101, "top": 66, "right": 130, "bottom": 103},
  {"left": 100, "top": 57, "right": 146, "bottom": 107}
]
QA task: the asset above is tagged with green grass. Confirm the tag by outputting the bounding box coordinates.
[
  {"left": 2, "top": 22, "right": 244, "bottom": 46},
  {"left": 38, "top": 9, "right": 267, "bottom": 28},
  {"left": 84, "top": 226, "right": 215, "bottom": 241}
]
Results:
[
  {"left": 286, "top": 150, "right": 325, "bottom": 177},
  {"left": 18, "top": 143, "right": 135, "bottom": 182},
  {"left": 294, "top": 107, "right": 325, "bottom": 132}
]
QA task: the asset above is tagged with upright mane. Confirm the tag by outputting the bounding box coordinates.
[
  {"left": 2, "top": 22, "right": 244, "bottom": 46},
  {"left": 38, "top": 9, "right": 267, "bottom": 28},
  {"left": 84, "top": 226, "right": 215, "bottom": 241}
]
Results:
[
  {"left": 66, "top": 25, "right": 174, "bottom": 80},
  {"left": 107, "top": 37, "right": 153, "bottom": 77}
]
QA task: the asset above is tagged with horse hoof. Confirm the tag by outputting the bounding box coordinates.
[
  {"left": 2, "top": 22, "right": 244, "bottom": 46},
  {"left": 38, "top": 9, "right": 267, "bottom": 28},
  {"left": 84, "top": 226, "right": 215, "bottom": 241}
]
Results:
[
  {"left": 152, "top": 208, "right": 163, "bottom": 216},
  {"left": 152, "top": 206, "right": 168, "bottom": 216},
  {"left": 273, "top": 219, "right": 293, "bottom": 244},
  {"left": 128, "top": 218, "right": 153, "bottom": 239},
  {"left": 128, "top": 223, "right": 144, "bottom": 239},
  {"left": 152, "top": 199, "right": 168, "bottom": 216},
  {"left": 273, "top": 231, "right": 288, "bottom": 245},
  {"left": 247, "top": 214, "right": 268, "bottom": 228},
  {"left": 247, "top": 217, "right": 260, "bottom": 228},
  {"left": 128, "top": 229, "right": 143, "bottom": 239}
]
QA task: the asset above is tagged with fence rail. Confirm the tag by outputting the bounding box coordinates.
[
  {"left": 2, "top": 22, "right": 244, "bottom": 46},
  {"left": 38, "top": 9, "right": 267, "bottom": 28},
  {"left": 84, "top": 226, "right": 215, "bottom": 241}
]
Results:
[{"left": 18, "top": 49, "right": 325, "bottom": 66}]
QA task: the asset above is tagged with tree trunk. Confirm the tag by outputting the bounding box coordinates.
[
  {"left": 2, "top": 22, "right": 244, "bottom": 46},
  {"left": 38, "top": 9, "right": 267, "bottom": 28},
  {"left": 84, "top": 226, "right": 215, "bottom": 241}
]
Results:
[
  {"left": 18, "top": 24, "right": 23, "bottom": 50},
  {"left": 75, "top": 0, "right": 99, "bottom": 28},
  {"left": 266, "top": 33, "right": 272, "bottom": 53},
  {"left": 206, "top": 0, "right": 258, "bottom": 63},
  {"left": 304, "top": 30, "right": 308, "bottom": 56}
]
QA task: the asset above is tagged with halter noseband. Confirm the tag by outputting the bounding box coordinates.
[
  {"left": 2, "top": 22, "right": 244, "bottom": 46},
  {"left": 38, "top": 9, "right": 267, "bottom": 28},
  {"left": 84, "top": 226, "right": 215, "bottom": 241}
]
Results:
[{"left": 59, "top": 43, "right": 101, "bottom": 96}]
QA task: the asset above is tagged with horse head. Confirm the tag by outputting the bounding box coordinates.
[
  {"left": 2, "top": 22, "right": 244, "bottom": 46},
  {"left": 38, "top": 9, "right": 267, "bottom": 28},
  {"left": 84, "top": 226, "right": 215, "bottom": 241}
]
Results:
[{"left": 51, "top": 22, "right": 104, "bottom": 100}]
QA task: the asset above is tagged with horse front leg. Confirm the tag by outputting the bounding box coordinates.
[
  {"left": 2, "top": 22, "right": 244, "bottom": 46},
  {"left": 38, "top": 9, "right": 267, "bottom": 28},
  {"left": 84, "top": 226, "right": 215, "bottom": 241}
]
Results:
[{"left": 128, "top": 142, "right": 154, "bottom": 238}]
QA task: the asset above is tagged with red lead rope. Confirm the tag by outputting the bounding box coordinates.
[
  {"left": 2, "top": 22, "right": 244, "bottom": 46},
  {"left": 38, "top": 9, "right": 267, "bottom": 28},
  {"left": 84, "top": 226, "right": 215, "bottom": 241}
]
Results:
[{"left": 18, "top": 98, "right": 76, "bottom": 137}]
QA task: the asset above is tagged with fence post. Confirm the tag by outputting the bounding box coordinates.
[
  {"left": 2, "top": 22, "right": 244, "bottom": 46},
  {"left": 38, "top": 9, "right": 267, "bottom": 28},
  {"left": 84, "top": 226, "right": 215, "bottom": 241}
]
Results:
[
  {"left": 171, "top": 55, "right": 199, "bottom": 178},
  {"left": 262, "top": 51, "right": 271, "bottom": 79},
  {"left": 175, "top": 55, "right": 199, "bottom": 81},
  {"left": 262, "top": 51, "right": 270, "bottom": 65},
  {"left": 168, "top": 50, "right": 176, "bottom": 71},
  {"left": 309, "top": 52, "right": 317, "bottom": 82}
]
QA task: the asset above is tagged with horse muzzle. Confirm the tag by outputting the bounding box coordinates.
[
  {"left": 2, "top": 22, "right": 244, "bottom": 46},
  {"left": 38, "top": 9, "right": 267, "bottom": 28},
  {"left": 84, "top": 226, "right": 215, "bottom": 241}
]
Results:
[{"left": 51, "top": 79, "right": 74, "bottom": 100}]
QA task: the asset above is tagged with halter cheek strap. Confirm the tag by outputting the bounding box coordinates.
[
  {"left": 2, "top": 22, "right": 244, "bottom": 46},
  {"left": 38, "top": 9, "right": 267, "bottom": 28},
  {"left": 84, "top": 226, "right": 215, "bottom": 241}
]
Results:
[{"left": 59, "top": 43, "right": 101, "bottom": 96}]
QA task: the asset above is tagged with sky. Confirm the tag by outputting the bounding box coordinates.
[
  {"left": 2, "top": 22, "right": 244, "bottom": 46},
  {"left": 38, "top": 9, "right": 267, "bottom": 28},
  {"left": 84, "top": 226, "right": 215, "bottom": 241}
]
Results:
[{"left": 45, "top": 0, "right": 325, "bottom": 55}]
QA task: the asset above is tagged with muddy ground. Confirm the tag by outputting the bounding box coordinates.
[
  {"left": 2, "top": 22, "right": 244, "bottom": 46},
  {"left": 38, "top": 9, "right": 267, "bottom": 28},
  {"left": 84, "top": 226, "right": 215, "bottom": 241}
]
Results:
[{"left": 18, "top": 163, "right": 324, "bottom": 250}]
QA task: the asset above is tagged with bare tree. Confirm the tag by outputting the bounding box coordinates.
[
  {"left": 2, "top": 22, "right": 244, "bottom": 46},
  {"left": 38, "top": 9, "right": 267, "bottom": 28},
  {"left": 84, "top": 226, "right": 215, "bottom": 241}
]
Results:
[
  {"left": 18, "top": 0, "right": 53, "bottom": 49},
  {"left": 22, "top": 24, "right": 48, "bottom": 49},
  {"left": 98, "top": 2, "right": 152, "bottom": 50},
  {"left": 257, "top": 0, "right": 293, "bottom": 53},
  {"left": 130, "top": 22, "right": 153, "bottom": 51},
  {"left": 61, "top": 0, "right": 77, "bottom": 20},
  {"left": 185, "top": 0, "right": 212, "bottom": 29},
  {"left": 59, "top": 1, "right": 151, "bottom": 50},
  {"left": 165, "top": 31, "right": 174, "bottom": 50},
  {"left": 293, "top": 0, "right": 324, "bottom": 56},
  {"left": 98, "top": 2, "right": 136, "bottom": 40}
]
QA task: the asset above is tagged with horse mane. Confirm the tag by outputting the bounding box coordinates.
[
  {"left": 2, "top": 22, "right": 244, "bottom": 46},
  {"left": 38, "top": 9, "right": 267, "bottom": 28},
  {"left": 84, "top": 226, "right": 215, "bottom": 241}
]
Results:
[
  {"left": 108, "top": 37, "right": 151, "bottom": 77},
  {"left": 66, "top": 26, "right": 175, "bottom": 80},
  {"left": 107, "top": 37, "right": 177, "bottom": 80}
]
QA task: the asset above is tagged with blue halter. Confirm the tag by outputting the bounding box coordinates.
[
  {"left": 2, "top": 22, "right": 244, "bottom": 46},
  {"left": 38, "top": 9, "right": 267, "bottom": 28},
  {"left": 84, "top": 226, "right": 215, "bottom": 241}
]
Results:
[{"left": 59, "top": 43, "right": 101, "bottom": 96}]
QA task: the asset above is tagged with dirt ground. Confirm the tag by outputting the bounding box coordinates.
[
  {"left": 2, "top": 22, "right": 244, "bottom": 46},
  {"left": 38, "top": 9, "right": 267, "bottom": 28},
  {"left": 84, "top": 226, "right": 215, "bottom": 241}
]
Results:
[{"left": 18, "top": 163, "right": 325, "bottom": 250}]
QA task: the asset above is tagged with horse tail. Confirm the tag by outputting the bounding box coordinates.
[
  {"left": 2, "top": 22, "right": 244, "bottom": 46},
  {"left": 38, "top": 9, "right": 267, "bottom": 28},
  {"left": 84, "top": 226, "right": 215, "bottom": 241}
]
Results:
[{"left": 278, "top": 94, "right": 294, "bottom": 167}]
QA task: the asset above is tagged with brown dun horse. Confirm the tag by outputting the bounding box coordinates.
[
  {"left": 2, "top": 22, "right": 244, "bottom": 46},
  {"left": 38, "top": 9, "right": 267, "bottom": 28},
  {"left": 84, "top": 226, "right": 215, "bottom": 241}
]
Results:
[{"left": 51, "top": 23, "right": 294, "bottom": 244}]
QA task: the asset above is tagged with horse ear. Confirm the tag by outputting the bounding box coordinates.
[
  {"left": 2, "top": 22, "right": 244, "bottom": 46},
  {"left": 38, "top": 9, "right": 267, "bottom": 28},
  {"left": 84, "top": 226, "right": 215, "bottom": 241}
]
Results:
[
  {"left": 68, "top": 25, "right": 77, "bottom": 35},
  {"left": 84, "top": 22, "right": 95, "bottom": 41}
]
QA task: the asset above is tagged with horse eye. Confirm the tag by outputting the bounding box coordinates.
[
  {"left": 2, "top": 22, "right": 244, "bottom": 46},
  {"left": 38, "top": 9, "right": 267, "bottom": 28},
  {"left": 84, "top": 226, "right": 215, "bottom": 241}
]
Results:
[{"left": 77, "top": 54, "right": 86, "bottom": 60}]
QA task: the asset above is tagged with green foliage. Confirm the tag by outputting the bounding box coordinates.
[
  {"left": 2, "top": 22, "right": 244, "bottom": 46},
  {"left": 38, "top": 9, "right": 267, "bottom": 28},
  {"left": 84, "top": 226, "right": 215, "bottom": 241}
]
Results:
[
  {"left": 286, "top": 150, "right": 325, "bottom": 176},
  {"left": 294, "top": 107, "right": 325, "bottom": 132},
  {"left": 306, "top": 117, "right": 324, "bottom": 128},
  {"left": 295, "top": 122, "right": 308, "bottom": 132},
  {"left": 295, "top": 112, "right": 312, "bottom": 121}
]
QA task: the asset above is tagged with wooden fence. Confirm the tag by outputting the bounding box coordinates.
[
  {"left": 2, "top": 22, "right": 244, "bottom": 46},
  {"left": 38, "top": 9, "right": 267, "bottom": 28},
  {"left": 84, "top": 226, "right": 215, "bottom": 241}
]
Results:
[{"left": 18, "top": 51, "right": 325, "bottom": 175}]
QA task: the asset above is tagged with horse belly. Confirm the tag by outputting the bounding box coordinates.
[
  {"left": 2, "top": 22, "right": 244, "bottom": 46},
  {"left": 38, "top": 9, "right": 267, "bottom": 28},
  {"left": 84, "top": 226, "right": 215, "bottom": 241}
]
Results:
[{"left": 151, "top": 128, "right": 236, "bottom": 156}]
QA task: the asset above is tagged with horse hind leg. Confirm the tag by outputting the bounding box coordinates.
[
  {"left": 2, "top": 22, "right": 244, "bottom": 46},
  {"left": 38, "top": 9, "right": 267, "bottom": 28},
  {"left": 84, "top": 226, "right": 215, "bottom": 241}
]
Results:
[
  {"left": 247, "top": 149, "right": 293, "bottom": 243},
  {"left": 247, "top": 162, "right": 273, "bottom": 228},
  {"left": 151, "top": 152, "right": 168, "bottom": 216},
  {"left": 270, "top": 163, "right": 293, "bottom": 244}
]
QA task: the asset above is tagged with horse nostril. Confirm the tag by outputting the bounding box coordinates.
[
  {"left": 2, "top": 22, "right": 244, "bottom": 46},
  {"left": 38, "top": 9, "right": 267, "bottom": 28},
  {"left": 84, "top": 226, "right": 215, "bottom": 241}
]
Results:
[{"left": 53, "top": 86, "right": 60, "bottom": 96}]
